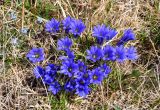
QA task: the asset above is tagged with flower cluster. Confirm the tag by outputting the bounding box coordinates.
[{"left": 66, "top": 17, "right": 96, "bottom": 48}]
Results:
[
  {"left": 26, "top": 16, "right": 138, "bottom": 97},
  {"left": 86, "top": 45, "right": 137, "bottom": 63},
  {"left": 45, "top": 16, "right": 86, "bottom": 37}
]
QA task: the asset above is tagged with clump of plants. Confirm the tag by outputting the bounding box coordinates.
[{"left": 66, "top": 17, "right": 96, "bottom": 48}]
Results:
[{"left": 26, "top": 16, "right": 137, "bottom": 97}]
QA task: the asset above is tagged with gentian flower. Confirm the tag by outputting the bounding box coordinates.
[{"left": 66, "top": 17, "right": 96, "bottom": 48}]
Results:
[
  {"left": 75, "top": 85, "right": 91, "bottom": 97},
  {"left": 98, "top": 64, "right": 111, "bottom": 77},
  {"left": 26, "top": 48, "right": 45, "bottom": 63},
  {"left": 45, "top": 18, "right": 60, "bottom": 33},
  {"left": 59, "top": 49, "right": 75, "bottom": 60},
  {"left": 59, "top": 50, "right": 75, "bottom": 60},
  {"left": 86, "top": 46, "right": 102, "bottom": 62},
  {"left": 44, "top": 64, "right": 59, "bottom": 84},
  {"left": 92, "top": 24, "right": 108, "bottom": 44},
  {"left": 97, "top": 37, "right": 104, "bottom": 45},
  {"left": 75, "top": 77, "right": 89, "bottom": 88},
  {"left": 64, "top": 78, "right": 76, "bottom": 92},
  {"left": 126, "top": 46, "right": 138, "bottom": 60},
  {"left": 33, "top": 66, "right": 45, "bottom": 79},
  {"left": 62, "top": 16, "right": 74, "bottom": 33},
  {"left": 60, "top": 59, "right": 78, "bottom": 77},
  {"left": 43, "top": 74, "right": 54, "bottom": 84},
  {"left": 77, "top": 60, "right": 87, "bottom": 73},
  {"left": 102, "top": 45, "right": 116, "bottom": 61},
  {"left": 21, "top": 27, "right": 29, "bottom": 34},
  {"left": 90, "top": 68, "right": 104, "bottom": 84},
  {"left": 48, "top": 81, "right": 61, "bottom": 95},
  {"left": 37, "top": 17, "right": 43, "bottom": 24},
  {"left": 10, "top": 37, "right": 18, "bottom": 46},
  {"left": 66, "top": 49, "right": 75, "bottom": 59},
  {"left": 10, "top": 12, "right": 17, "bottom": 20},
  {"left": 45, "top": 64, "right": 58, "bottom": 75},
  {"left": 117, "top": 29, "right": 135, "bottom": 45},
  {"left": 80, "top": 72, "right": 91, "bottom": 83},
  {"left": 69, "top": 19, "right": 86, "bottom": 37},
  {"left": 105, "top": 26, "right": 117, "bottom": 40},
  {"left": 92, "top": 24, "right": 117, "bottom": 44},
  {"left": 57, "top": 37, "right": 72, "bottom": 51},
  {"left": 115, "top": 45, "right": 126, "bottom": 62},
  {"left": 44, "top": 64, "right": 58, "bottom": 84}
]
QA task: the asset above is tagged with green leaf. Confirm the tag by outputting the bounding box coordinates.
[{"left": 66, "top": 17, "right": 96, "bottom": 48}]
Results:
[
  {"left": 131, "top": 69, "right": 141, "bottom": 78},
  {"left": 114, "top": 106, "right": 121, "bottom": 110}
]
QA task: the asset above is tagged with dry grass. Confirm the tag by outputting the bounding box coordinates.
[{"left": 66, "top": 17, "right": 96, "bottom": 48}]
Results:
[
  {"left": 0, "top": 65, "right": 51, "bottom": 109},
  {"left": 0, "top": 0, "right": 160, "bottom": 110}
]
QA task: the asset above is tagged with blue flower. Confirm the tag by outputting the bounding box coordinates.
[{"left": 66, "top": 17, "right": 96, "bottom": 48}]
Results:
[
  {"left": 75, "top": 85, "right": 91, "bottom": 97},
  {"left": 45, "top": 64, "right": 58, "bottom": 75},
  {"left": 48, "top": 81, "right": 61, "bottom": 95},
  {"left": 86, "top": 46, "right": 102, "bottom": 62},
  {"left": 75, "top": 77, "right": 89, "bottom": 88},
  {"left": 10, "top": 12, "right": 17, "bottom": 20},
  {"left": 97, "top": 37, "right": 104, "bottom": 45},
  {"left": 60, "top": 59, "right": 78, "bottom": 77},
  {"left": 45, "top": 18, "right": 60, "bottom": 33},
  {"left": 57, "top": 37, "right": 72, "bottom": 51},
  {"left": 80, "top": 72, "right": 91, "bottom": 83},
  {"left": 76, "top": 70, "right": 91, "bottom": 84},
  {"left": 77, "top": 60, "right": 87, "bottom": 73},
  {"left": 26, "top": 48, "right": 45, "bottom": 63},
  {"left": 92, "top": 24, "right": 117, "bottom": 44},
  {"left": 37, "top": 17, "right": 43, "bottom": 24},
  {"left": 92, "top": 24, "right": 108, "bottom": 44},
  {"left": 66, "top": 49, "right": 75, "bottom": 59},
  {"left": 102, "top": 45, "right": 116, "bottom": 61},
  {"left": 43, "top": 74, "right": 54, "bottom": 84},
  {"left": 33, "top": 66, "right": 45, "bottom": 79},
  {"left": 62, "top": 16, "right": 74, "bottom": 33},
  {"left": 43, "top": 64, "right": 59, "bottom": 84},
  {"left": 69, "top": 19, "right": 86, "bottom": 37},
  {"left": 98, "top": 64, "right": 111, "bottom": 77},
  {"left": 59, "top": 50, "right": 75, "bottom": 60},
  {"left": 21, "top": 27, "right": 29, "bottom": 34},
  {"left": 90, "top": 68, "right": 104, "bottom": 84},
  {"left": 115, "top": 45, "right": 126, "bottom": 62},
  {"left": 64, "top": 78, "right": 76, "bottom": 92},
  {"left": 105, "top": 26, "right": 117, "bottom": 40},
  {"left": 126, "top": 46, "right": 138, "bottom": 60},
  {"left": 117, "top": 29, "right": 135, "bottom": 46},
  {"left": 10, "top": 37, "right": 18, "bottom": 46}
]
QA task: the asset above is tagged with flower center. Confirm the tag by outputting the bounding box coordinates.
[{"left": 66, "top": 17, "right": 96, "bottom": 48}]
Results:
[
  {"left": 50, "top": 27, "right": 53, "bottom": 30},
  {"left": 75, "top": 28, "right": 79, "bottom": 33},
  {"left": 101, "top": 68, "right": 105, "bottom": 72},
  {"left": 116, "top": 54, "right": 120, "bottom": 59},
  {"left": 80, "top": 80, "right": 85, "bottom": 85},
  {"left": 93, "top": 55, "right": 97, "bottom": 59},
  {"left": 71, "top": 81, "right": 76, "bottom": 85},
  {"left": 34, "top": 54, "right": 40, "bottom": 58},
  {"left": 79, "top": 66, "right": 83, "bottom": 71},
  {"left": 68, "top": 67, "right": 72, "bottom": 72},
  {"left": 100, "top": 32, "right": 103, "bottom": 37},
  {"left": 105, "top": 53, "right": 109, "bottom": 58},
  {"left": 84, "top": 73, "right": 88, "bottom": 78},
  {"left": 93, "top": 75, "right": 98, "bottom": 80}
]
